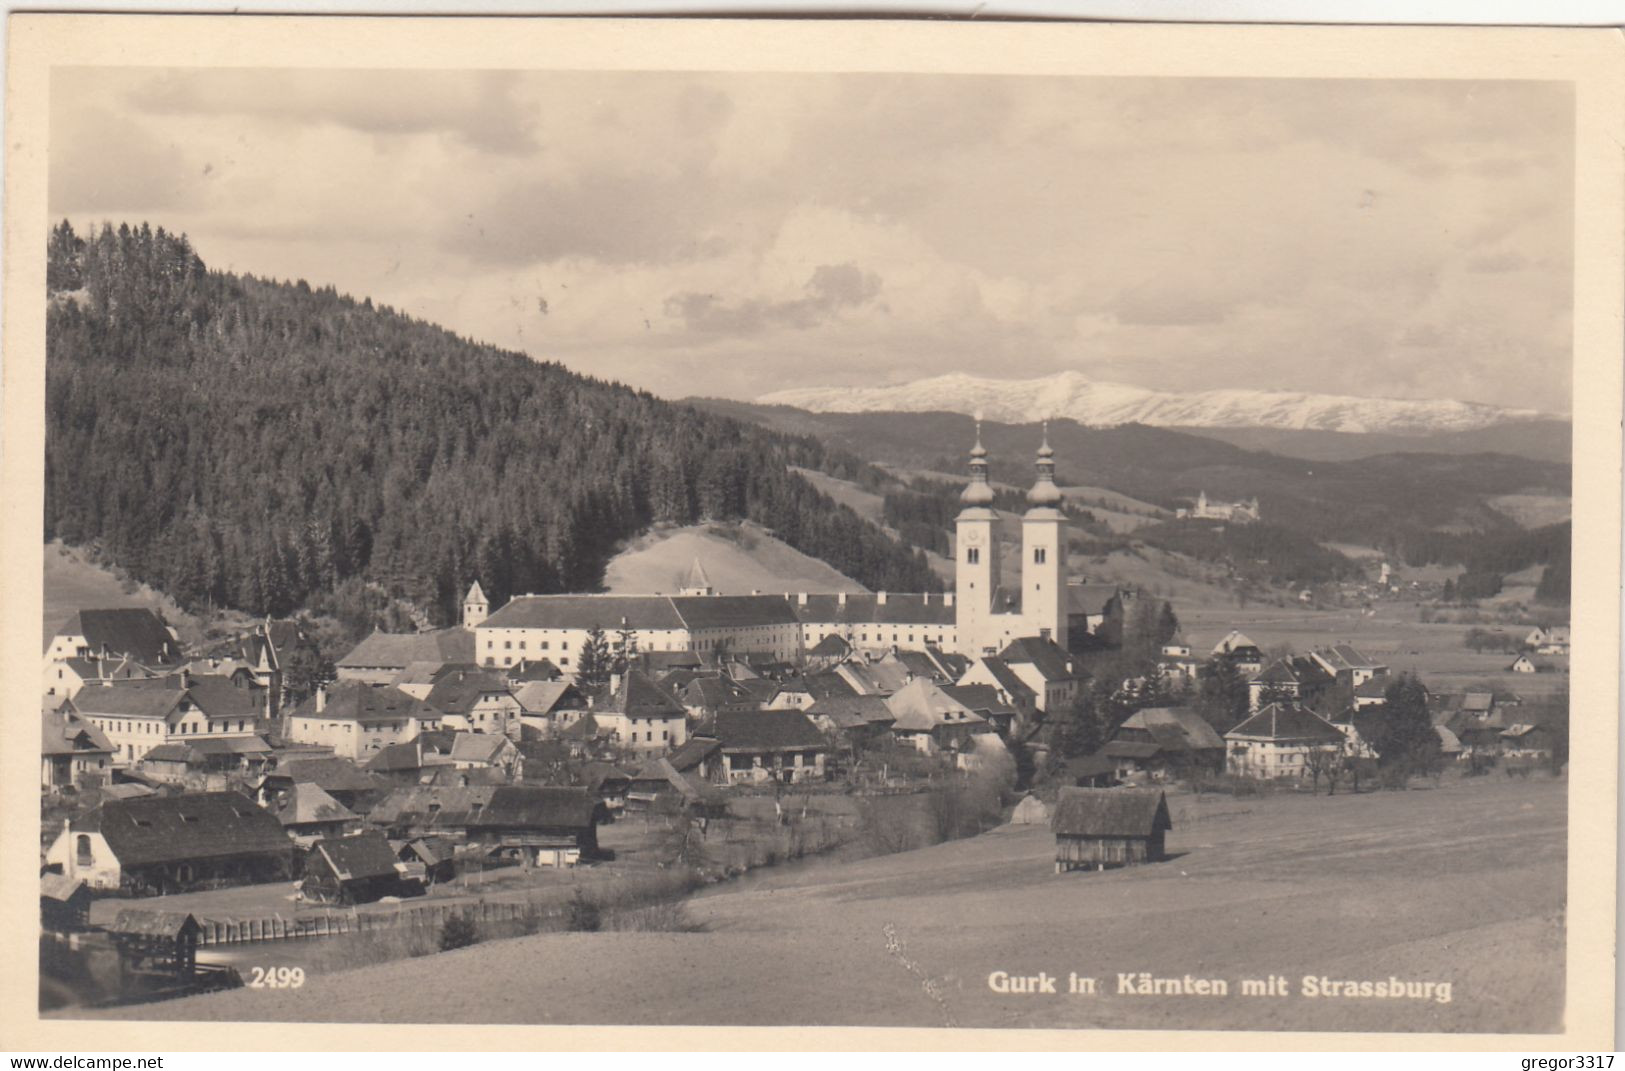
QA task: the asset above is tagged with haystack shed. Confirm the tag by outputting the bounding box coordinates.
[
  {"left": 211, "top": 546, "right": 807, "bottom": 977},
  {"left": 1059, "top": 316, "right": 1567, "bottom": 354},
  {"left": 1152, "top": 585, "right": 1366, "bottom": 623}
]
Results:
[{"left": 1050, "top": 788, "right": 1171, "bottom": 873}]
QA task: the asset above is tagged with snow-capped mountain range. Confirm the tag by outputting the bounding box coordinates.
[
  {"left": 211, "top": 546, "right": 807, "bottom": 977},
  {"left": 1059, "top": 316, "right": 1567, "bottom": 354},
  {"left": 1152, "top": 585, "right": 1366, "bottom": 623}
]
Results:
[{"left": 757, "top": 371, "right": 1554, "bottom": 436}]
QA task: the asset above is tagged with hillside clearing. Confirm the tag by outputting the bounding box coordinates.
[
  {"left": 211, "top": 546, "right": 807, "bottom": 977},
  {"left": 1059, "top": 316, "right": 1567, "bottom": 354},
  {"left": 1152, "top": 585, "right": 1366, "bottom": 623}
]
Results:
[
  {"left": 42, "top": 541, "right": 201, "bottom": 651},
  {"left": 95, "top": 777, "right": 1564, "bottom": 1033},
  {"left": 602, "top": 522, "right": 868, "bottom": 596}
]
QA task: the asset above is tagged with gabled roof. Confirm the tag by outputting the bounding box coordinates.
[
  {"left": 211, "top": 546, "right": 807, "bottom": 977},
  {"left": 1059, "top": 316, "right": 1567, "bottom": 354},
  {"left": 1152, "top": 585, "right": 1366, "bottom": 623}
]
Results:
[
  {"left": 1353, "top": 676, "right": 1389, "bottom": 698},
  {"left": 808, "top": 633, "right": 852, "bottom": 658},
  {"left": 1225, "top": 703, "right": 1344, "bottom": 744},
  {"left": 271, "top": 782, "right": 357, "bottom": 826},
  {"left": 449, "top": 732, "right": 512, "bottom": 764},
  {"left": 1211, "top": 630, "right": 1257, "bottom": 656},
  {"left": 311, "top": 830, "right": 400, "bottom": 881},
  {"left": 997, "top": 637, "right": 1080, "bottom": 682},
  {"left": 467, "top": 786, "right": 598, "bottom": 831},
  {"left": 884, "top": 677, "right": 985, "bottom": 732},
  {"left": 184, "top": 674, "right": 262, "bottom": 719},
  {"left": 512, "top": 681, "right": 582, "bottom": 715},
  {"left": 336, "top": 627, "right": 475, "bottom": 670},
  {"left": 802, "top": 670, "right": 859, "bottom": 700},
  {"left": 1461, "top": 691, "right": 1496, "bottom": 712},
  {"left": 482, "top": 595, "right": 685, "bottom": 631},
  {"left": 941, "top": 684, "right": 1018, "bottom": 720},
  {"left": 291, "top": 681, "right": 443, "bottom": 726},
  {"left": 597, "top": 670, "right": 685, "bottom": 719},
  {"left": 42, "top": 708, "right": 113, "bottom": 757},
  {"left": 365, "top": 740, "right": 434, "bottom": 773},
  {"left": 840, "top": 661, "right": 913, "bottom": 695},
  {"left": 681, "top": 558, "right": 713, "bottom": 591},
  {"left": 713, "top": 711, "right": 827, "bottom": 751},
  {"left": 504, "top": 658, "right": 560, "bottom": 683},
  {"left": 1317, "top": 644, "right": 1386, "bottom": 671},
  {"left": 141, "top": 743, "right": 200, "bottom": 764},
  {"left": 424, "top": 667, "right": 514, "bottom": 716},
  {"left": 973, "top": 657, "right": 1039, "bottom": 702},
  {"left": 1050, "top": 787, "right": 1171, "bottom": 837},
  {"left": 680, "top": 675, "right": 753, "bottom": 711},
  {"left": 557, "top": 713, "right": 606, "bottom": 741},
  {"left": 73, "top": 791, "right": 291, "bottom": 867},
  {"left": 667, "top": 736, "right": 722, "bottom": 772},
  {"left": 805, "top": 694, "right": 895, "bottom": 726},
  {"left": 669, "top": 595, "right": 800, "bottom": 629},
  {"left": 1065, "top": 583, "right": 1121, "bottom": 617},
  {"left": 277, "top": 757, "right": 389, "bottom": 794},
  {"left": 1117, "top": 706, "right": 1225, "bottom": 752},
  {"left": 54, "top": 608, "right": 178, "bottom": 665},
  {"left": 67, "top": 677, "right": 184, "bottom": 720}
]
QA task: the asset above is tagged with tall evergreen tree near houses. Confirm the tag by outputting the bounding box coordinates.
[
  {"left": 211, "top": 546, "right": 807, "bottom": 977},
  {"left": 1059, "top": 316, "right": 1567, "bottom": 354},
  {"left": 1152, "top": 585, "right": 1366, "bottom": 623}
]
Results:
[
  {"left": 613, "top": 624, "right": 639, "bottom": 676},
  {"left": 577, "top": 624, "right": 612, "bottom": 697},
  {"left": 1195, "top": 655, "right": 1250, "bottom": 735},
  {"left": 1367, "top": 671, "right": 1440, "bottom": 781}
]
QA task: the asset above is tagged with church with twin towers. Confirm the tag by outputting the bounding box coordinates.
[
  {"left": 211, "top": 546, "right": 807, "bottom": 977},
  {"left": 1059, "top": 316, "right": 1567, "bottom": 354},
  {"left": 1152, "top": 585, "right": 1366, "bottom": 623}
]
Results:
[{"left": 462, "top": 425, "right": 1073, "bottom": 672}]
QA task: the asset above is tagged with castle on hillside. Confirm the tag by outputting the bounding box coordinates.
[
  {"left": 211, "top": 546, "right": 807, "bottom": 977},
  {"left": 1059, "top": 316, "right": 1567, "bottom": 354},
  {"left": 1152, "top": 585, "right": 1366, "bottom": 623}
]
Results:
[
  {"left": 1177, "top": 490, "right": 1260, "bottom": 524},
  {"left": 456, "top": 427, "right": 1080, "bottom": 674}
]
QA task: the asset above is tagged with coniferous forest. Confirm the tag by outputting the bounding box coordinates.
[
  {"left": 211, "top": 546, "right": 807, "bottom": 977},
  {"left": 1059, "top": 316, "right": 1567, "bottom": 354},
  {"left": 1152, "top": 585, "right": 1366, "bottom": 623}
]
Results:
[{"left": 45, "top": 222, "right": 940, "bottom": 626}]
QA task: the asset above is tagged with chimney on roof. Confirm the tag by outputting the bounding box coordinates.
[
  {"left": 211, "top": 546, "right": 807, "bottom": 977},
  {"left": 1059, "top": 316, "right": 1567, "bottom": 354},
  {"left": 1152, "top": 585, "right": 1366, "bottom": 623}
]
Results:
[
  {"left": 878, "top": 592, "right": 888, "bottom": 605},
  {"left": 315, "top": 685, "right": 327, "bottom": 714},
  {"left": 609, "top": 672, "right": 622, "bottom": 696},
  {"left": 945, "top": 593, "right": 954, "bottom": 607},
  {"left": 837, "top": 593, "right": 847, "bottom": 606},
  {"left": 798, "top": 592, "right": 808, "bottom": 606},
  {"left": 179, "top": 668, "right": 191, "bottom": 689}
]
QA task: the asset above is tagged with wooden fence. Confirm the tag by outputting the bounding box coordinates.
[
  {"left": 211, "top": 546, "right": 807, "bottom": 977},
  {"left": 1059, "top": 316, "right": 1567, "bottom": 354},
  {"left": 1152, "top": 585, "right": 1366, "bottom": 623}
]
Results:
[{"left": 176, "top": 899, "right": 540, "bottom": 947}]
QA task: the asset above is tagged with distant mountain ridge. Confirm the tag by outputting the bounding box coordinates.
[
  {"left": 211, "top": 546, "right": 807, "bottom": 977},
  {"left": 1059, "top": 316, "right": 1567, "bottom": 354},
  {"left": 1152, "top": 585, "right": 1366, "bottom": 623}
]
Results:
[{"left": 758, "top": 370, "right": 1557, "bottom": 436}]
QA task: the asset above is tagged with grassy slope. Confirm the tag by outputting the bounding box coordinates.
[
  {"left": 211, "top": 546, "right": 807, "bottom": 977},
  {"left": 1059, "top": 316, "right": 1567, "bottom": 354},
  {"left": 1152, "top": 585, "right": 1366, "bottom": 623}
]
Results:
[
  {"left": 106, "top": 777, "right": 1565, "bottom": 1033},
  {"left": 41, "top": 541, "right": 201, "bottom": 651},
  {"left": 601, "top": 522, "right": 869, "bottom": 596}
]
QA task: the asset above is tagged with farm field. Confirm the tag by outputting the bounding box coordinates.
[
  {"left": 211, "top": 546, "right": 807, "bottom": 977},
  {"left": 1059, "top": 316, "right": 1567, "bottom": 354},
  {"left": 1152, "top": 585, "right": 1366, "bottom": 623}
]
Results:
[
  {"left": 1175, "top": 603, "right": 1570, "bottom": 699},
  {"left": 41, "top": 541, "right": 199, "bottom": 650},
  {"left": 89, "top": 776, "right": 1566, "bottom": 1034}
]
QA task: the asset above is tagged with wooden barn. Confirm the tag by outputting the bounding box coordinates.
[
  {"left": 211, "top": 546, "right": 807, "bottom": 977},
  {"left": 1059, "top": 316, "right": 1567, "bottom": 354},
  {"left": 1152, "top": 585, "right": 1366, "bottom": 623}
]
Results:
[
  {"left": 303, "top": 831, "right": 424, "bottom": 904},
  {"left": 1050, "top": 788, "right": 1171, "bottom": 873}
]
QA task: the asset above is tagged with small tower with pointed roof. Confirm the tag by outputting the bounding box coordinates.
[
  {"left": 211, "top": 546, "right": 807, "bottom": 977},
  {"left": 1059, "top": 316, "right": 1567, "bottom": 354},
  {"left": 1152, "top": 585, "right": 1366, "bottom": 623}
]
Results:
[
  {"left": 463, "top": 580, "right": 489, "bottom": 628},
  {"left": 955, "top": 416, "right": 1001, "bottom": 656},
  {"left": 679, "top": 558, "right": 716, "bottom": 597},
  {"left": 1022, "top": 421, "right": 1068, "bottom": 649}
]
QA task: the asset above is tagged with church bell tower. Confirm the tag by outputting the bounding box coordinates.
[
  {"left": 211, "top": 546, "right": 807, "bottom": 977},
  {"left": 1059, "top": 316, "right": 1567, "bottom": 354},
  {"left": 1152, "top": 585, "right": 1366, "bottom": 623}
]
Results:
[
  {"left": 955, "top": 418, "right": 1000, "bottom": 656},
  {"left": 1021, "top": 423, "right": 1067, "bottom": 649}
]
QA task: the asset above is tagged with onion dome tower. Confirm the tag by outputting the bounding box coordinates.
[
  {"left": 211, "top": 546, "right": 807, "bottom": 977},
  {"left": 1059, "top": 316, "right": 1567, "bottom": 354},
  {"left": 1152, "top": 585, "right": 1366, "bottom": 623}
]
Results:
[
  {"left": 1021, "top": 421, "right": 1067, "bottom": 648},
  {"left": 955, "top": 416, "right": 999, "bottom": 655}
]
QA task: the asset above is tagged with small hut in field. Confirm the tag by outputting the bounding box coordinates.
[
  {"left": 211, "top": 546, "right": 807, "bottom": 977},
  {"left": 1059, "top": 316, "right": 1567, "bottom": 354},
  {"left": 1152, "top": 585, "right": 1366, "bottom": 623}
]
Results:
[
  {"left": 1050, "top": 788, "right": 1171, "bottom": 873},
  {"left": 1010, "top": 794, "right": 1050, "bottom": 825}
]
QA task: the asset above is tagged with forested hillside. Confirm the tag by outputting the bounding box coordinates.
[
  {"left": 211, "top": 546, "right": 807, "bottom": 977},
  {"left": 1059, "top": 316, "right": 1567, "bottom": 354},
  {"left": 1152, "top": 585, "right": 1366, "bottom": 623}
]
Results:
[{"left": 44, "top": 222, "right": 939, "bottom": 627}]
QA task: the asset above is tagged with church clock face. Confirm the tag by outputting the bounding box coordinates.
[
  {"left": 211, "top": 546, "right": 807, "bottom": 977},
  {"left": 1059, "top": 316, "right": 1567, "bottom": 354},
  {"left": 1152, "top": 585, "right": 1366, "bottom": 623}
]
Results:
[{"left": 964, "top": 528, "right": 982, "bottom": 544}]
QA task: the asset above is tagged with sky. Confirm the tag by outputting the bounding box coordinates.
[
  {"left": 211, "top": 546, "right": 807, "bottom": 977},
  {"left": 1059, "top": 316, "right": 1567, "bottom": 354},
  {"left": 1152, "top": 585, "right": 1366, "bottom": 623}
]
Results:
[{"left": 50, "top": 69, "right": 1575, "bottom": 413}]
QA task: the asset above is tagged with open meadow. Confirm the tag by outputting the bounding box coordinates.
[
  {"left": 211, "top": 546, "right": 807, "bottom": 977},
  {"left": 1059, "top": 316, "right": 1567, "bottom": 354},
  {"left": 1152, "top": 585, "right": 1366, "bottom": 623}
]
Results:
[{"left": 85, "top": 775, "right": 1566, "bottom": 1034}]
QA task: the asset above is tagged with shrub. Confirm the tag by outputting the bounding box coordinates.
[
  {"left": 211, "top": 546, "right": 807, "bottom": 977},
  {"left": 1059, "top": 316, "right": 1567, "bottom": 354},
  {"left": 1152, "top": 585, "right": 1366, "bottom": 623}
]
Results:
[
  {"left": 438, "top": 913, "right": 478, "bottom": 951},
  {"left": 565, "top": 889, "right": 602, "bottom": 932}
]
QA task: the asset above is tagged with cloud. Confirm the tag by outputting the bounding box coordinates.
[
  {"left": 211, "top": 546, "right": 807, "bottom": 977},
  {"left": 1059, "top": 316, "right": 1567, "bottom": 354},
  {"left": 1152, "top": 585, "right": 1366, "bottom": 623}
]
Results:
[{"left": 665, "top": 263, "right": 883, "bottom": 335}]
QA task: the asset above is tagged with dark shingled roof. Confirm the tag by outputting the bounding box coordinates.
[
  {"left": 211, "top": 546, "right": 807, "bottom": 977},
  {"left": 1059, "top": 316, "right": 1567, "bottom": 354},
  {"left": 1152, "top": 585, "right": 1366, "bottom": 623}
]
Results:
[
  {"left": 279, "top": 757, "right": 390, "bottom": 793},
  {"left": 1226, "top": 703, "right": 1345, "bottom": 744},
  {"left": 942, "top": 684, "right": 1018, "bottom": 720},
  {"left": 466, "top": 786, "right": 598, "bottom": 831},
  {"left": 668, "top": 736, "right": 722, "bottom": 772},
  {"left": 713, "top": 710, "right": 828, "bottom": 751},
  {"left": 805, "top": 694, "right": 895, "bottom": 726},
  {"left": 56, "top": 608, "right": 179, "bottom": 666},
  {"left": 423, "top": 667, "right": 514, "bottom": 717},
  {"left": 1066, "top": 583, "right": 1122, "bottom": 617},
  {"left": 670, "top": 595, "right": 799, "bottom": 629},
  {"left": 598, "top": 670, "right": 686, "bottom": 719},
  {"left": 1050, "top": 787, "right": 1172, "bottom": 838},
  {"left": 68, "top": 677, "right": 185, "bottom": 720},
  {"left": 291, "top": 680, "right": 443, "bottom": 726},
  {"left": 803, "top": 671, "right": 859, "bottom": 700},
  {"left": 74, "top": 791, "right": 292, "bottom": 868},
  {"left": 808, "top": 633, "right": 852, "bottom": 658},
  {"left": 310, "top": 831, "right": 401, "bottom": 881},
  {"left": 482, "top": 595, "right": 684, "bottom": 631},
  {"left": 997, "top": 637, "right": 1081, "bottom": 682},
  {"left": 336, "top": 628, "right": 475, "bottom": 670},
  {"left": 974, "top": 658, "right": 1039, "bottom": 702}
]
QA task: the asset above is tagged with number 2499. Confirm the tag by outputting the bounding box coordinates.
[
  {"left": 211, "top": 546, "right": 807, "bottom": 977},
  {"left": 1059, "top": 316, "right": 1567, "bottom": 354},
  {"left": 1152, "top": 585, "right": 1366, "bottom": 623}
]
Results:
[{"left": 247, "top": 966, "right": 305, "bottom": 989}]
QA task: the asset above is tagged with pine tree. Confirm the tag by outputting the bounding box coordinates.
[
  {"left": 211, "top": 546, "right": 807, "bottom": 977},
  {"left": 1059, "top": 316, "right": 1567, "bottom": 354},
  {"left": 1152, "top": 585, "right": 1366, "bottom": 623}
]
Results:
[
  {"left": 577, "top": 624, "right": 612, "bottom": 696},
  {"left": 1368, "top": 671, "right": 1439, "bottom": 779}
]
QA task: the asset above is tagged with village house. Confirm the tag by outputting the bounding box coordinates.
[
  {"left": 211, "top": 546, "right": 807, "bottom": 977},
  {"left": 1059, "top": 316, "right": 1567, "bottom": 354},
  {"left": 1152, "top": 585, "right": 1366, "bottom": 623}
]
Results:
[
  {"left": 884, "top": 677, "right": 994, "bottom": 763},
  {"left": 1065, "top": 582, "right": 1124, "bottom": 639},
  {"left": 45, "top": 607, "right": 182, "bottom": 670},
  {"left": 1507, "top": 653, "right": 1559, "bottom": 674},
  {"left": 792, "top": 592, "right": 958, "bottom": 656},
  {"left": 370, "top": 785, "right": 602, "bottom": 867},
  {"left": 986, "top": 637, "right": 1083, "bottom": 713},
  {"left": 334, "top": 626, "right": 476, "bottom": 684},
  {"left": 256, "top": 757, "right": 392, "bottom": 816},
  {"left": 40, "top": 874, "right": 92, "bottom": 933},
  {"left": 1247, "top": 656, "right": 1335, "bottom": 712},
  {"left": 267, "top": 781, "right": 361, "bottom": 844},
  {"left": 41, "top": 707, "right": 115, "bottom": 790},
  {"left": 1524, "top": 625, "right": 1571, "bottom": 655},
  {"left": 709, "top": 710, "right": 829, "bottom": 784},
  {"left": 1050, "top": 787, "right": 1172, "bottom": 873},
  {"left": 1500, "top": 722, "right": 1558, "bottom": 762},
  {"left": 1309, "top": 644, "right": 1388, "bottom": 689},
  {"left": 45, "top": 790, "right": 294, "bottom": 895},
  {"left": 363, "top": 737, "right": 456, "bottom": 784},
  {"left": 1224, "top": 702, "right": 1345, "bottom": 780},
  {"left": 67, "top": 672, "right": 268, "bottom": 767},
  {"left": 1155, "top": 643, "right": 1205, "bottom": 684},
  {"left": 1211, "top": 630, "right": 1266, "bottom": 676},
  {"left": 43, "top": 654, "right": 156, "bottom": 702},
  {"left": 302, "top": 830, "right": 424, "bottom": 904},
  {"left": 448, "top": 731, "right": 524, "bottom": 780},
  {"left": 834, "top": 658, "right": 914, "bottom": 697},
  {"left": 285, "top": 680, "right": 443, "bottom": 761},
  {"left": 940, "top": 683, "right": 1020, "bottom": 737},
  {"left": 955, "top": 655, "right": 1041, "bottom": 723},
  {"left": 1100, "top": 706, "right": 1225, "bottom": 781},
  {"left": 423, "top": 665, "right": 522, "bottom": 739},
  {"left": 591, "top": 670, "right": 689, "bottom": 756}
]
